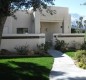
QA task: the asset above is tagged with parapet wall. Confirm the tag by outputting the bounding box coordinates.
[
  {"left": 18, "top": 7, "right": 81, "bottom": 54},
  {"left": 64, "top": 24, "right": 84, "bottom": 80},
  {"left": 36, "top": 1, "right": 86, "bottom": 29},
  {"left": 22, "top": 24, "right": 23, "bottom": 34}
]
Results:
[{"left": 1, "top": 34, "right": 45, "bottom": 51}]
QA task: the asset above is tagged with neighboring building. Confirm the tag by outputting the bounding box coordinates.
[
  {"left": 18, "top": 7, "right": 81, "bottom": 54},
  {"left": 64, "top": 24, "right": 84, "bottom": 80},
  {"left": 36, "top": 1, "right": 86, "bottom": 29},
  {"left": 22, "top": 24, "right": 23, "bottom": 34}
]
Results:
[{"left": 3, "top": 6, "right": 71, "bottom": 41}]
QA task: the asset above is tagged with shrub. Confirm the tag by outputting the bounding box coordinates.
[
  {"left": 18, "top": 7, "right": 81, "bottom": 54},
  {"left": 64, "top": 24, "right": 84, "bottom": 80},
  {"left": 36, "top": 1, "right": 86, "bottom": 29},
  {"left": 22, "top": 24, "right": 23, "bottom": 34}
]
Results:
[
  {"left": 15, "top": 45, "right": 29, "bottom": 55},
  {"left": 36, "top": 43, "right": 45, "bottom": 55},
  {"left": 81, "top": 42, "right": 86, "bottom": 50},
  {"left": 0, "top": 49, "right": 12, "bottom": 55},
  {"left": 68, "top": 41, "right": 80, "bottom": 51},
  {"left": 75, "top": 50, "right": 86, "bottom": 69},
  {"left": 37, "top": 42, "right": 51, "bottom": 55},
  {"left": 65, "top": 41, "right": 81, "bottom": 52},
  {"left": 54, "top": 39, "right": 68, "bottom": 52},
  {"left": 44, "top": 41, "right": 51, "bottom": 52}
]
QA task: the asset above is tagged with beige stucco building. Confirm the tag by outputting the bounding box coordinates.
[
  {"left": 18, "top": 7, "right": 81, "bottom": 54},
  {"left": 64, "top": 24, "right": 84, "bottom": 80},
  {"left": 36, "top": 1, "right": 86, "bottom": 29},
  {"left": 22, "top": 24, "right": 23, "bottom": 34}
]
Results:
[
  {"left": 3, "top": 6, "right": 71, "bottom": 41},
  {"left": 0, "top": 6, "right": 73, "bottom": 51}
]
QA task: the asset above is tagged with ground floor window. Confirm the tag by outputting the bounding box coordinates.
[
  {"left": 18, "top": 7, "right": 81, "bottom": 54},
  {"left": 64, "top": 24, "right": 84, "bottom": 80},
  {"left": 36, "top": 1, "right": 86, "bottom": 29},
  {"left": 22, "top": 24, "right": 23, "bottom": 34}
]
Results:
[{"left": 17, "top": 28, "right": 28, "bottom": 34}]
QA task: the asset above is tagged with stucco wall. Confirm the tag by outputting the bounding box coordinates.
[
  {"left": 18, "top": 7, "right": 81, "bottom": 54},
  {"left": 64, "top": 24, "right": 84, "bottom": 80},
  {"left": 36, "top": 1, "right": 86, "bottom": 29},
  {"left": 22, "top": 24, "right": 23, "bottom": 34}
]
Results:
[
  {"left": 40, "top": 22, "right": 62, "bottom": 41},
  {"left": 40, "top": 6, "right": 68, "bottom": 22},
  {"left": 39, "top": 6, "right": 71, "bottom": 34},
  {"left": 1, "top": 34, "right": 45, "bottom": 51},
  {"left": 3, "top": 6, "right": 71, "bottom": 35},
  {"left": 3, "top": 10, "right": 35, "bottom": 34},
  {"left": 53, "top": 34, "right": 85, "bottom": 49},
  {"left": 63, "top": 14, "right": 71, "bottom": 33}
]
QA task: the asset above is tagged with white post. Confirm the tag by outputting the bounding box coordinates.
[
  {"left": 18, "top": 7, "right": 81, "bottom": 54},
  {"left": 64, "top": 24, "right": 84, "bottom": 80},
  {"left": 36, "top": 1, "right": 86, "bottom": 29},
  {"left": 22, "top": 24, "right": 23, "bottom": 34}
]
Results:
[{"left": 34, "top": 10, "right": 40, "bottom": 34}]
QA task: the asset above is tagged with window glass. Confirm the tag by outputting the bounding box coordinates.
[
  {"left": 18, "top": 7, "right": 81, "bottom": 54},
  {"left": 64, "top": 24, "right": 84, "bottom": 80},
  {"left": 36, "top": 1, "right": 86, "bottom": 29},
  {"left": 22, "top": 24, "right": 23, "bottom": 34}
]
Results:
[{"left": 17, "top": 28, "right": 28, "bottom": 34}]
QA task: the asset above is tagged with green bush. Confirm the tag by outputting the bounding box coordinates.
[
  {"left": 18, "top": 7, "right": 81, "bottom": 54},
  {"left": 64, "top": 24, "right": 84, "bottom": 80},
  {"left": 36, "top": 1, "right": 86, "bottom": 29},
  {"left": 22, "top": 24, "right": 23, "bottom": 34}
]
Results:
[
  {"left": 81, "top": 42, "right": 86, "bottom": 50},
  {"left": 0, "top": 49, "right": 12, "bottom": 55},
  {"left": 37, "top": 42, "right": 51, "bottom": 54},
  {"left": 54, "top": 39, "right": 68, "bottom": 52},
  {"left": 44, "top": 41, "right": 52, "bottom": 51},
  {"left": 15, "top": 45, "right": 29, "bottom": 55},
  {"left": 75, "top": 50, "right": 86, "bottom": 69}
]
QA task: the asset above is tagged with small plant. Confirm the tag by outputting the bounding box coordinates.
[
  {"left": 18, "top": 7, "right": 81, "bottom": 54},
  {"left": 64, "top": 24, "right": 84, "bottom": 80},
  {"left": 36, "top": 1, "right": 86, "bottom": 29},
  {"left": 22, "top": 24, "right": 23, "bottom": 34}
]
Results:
[
  {"left": 0, "top": 49, "right": 12, "bottom": 55},
  {"left": 37, "top": 42, "right": 51, "bottom": 55},
  {"left": 44, "top": 41, "right": 51, "bottom": 52},
  {"left": 68, "top": 41, "right": 81, "bottom": 51},
  {"left": 37, "top": 43, "right": 45, "bottom": 53},
  {"left": 54, "top": 39, "right": 68, "bottom": 52},
  {"left": 15, "top": 45, "right": 29, "bottom": 55},
  {"left": 75, "top": 50, "right": 86, "bottom": 69},
  {"left": 81, "top": 42, "right": 86, "bottom": 50}
]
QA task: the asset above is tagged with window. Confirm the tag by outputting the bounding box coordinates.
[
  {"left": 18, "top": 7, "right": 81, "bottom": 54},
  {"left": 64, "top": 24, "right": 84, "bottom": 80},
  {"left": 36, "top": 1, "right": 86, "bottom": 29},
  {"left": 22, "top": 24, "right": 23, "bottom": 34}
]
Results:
[{"left": 17, "top": 28, "right": 28, "bottom": 34}]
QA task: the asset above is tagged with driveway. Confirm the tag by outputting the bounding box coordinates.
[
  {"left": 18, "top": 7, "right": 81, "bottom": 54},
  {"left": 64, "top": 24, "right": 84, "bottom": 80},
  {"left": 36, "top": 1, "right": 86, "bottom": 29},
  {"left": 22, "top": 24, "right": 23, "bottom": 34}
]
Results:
[{"left": 48, "top": 49, "right": 86, "bottom": 80}]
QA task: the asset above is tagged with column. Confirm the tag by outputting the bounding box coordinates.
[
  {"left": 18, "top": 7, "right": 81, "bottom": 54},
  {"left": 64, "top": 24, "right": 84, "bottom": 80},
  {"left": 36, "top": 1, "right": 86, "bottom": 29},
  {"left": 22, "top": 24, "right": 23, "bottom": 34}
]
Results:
[{"left": 34, "top": 10, "right": 40, "bottom": 34}]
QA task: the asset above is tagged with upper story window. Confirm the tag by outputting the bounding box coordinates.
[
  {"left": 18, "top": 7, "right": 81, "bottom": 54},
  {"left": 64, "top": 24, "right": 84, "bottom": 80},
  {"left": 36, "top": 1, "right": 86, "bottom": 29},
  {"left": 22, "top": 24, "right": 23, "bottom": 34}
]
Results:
[{"left": 17, "top": 28, "right": 28, "bottom": 34}]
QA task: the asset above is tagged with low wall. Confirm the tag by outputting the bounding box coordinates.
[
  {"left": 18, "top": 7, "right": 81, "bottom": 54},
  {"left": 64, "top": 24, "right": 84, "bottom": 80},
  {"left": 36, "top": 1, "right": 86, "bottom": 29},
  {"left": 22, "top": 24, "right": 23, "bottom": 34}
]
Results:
[
  {"left": 53, "top": 34, "right": 85, "bottom": 49},
  {"left": 1, "top": 34, "right": 45, "bottom": 51}
]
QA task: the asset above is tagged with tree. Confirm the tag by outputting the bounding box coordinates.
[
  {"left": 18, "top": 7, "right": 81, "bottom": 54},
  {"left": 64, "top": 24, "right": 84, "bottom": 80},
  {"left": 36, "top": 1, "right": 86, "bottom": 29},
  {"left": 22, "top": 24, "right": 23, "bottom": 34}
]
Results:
[
  {"left": 80, "top": 2, "right": 86, "bottom": 42},
  {"left": 81, "top": 2, "right": 86, "bottom": 5},
  {"left": 84, "top": 20, "right": 86, "bottom": 42},
  {"left": 76, "top": 17, "right": 83, "bottom": 33},
  {"left": 76, "top": 16, "right": 86, "bottom": 42},
  {"left": 0, "top": 0, "right": 55, "bottom": 48}
]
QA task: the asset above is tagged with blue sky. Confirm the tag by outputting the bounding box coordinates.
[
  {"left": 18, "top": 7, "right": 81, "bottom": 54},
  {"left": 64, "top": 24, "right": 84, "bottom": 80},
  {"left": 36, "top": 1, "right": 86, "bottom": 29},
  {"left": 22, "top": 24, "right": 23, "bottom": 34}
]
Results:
[{"left": 54, "top": 0, "right": 86, "bottom": 16}]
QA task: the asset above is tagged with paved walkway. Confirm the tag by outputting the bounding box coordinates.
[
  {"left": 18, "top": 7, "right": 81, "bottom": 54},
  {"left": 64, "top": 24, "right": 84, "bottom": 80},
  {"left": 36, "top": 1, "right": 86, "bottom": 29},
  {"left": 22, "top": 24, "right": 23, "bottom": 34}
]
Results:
[{"left": 48, "top": 49, "right": 86, "bottom": 80}]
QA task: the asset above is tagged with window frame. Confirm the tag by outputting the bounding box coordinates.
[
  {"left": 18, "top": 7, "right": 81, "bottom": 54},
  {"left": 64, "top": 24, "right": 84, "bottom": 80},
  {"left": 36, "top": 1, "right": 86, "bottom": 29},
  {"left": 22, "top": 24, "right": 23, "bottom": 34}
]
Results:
[{"left": 17, "top": 28, "right": 28, "bottom": 34}]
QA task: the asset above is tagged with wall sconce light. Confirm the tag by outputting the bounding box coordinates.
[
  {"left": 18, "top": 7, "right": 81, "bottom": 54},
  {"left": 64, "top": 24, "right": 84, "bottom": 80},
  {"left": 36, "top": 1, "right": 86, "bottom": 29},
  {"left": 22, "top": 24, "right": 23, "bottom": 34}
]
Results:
[{"left": 61, "top": 26, "right": 63, "bottom": 28}]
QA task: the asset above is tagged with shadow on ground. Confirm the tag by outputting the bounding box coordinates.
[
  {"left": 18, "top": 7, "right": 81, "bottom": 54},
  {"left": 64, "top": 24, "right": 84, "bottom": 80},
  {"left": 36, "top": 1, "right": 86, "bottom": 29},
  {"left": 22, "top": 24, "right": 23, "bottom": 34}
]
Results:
[
  {"left": 0, "top": 55, "right": 52, "bottom": 59},
  {"left": 48, "top": 50, "right": 64, "bottom": 58},
  {"left": 0, "top": 61, "right": 50, "bottom": 80},
  {"left": 68, "top": 77, "right": 86, "bottom": 80},
  {"left": 50, "top": 71, "right": 66, "bottom": 77},
  {"left": 50, "top": 70, "right": 86, "bottom": 80}
]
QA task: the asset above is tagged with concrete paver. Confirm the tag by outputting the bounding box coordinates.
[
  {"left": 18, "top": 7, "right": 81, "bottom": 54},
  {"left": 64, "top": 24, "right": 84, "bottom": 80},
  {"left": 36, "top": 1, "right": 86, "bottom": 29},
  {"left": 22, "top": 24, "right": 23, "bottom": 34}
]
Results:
[{"left": 48, "top": 49, "right": 86, "bottom": 80}]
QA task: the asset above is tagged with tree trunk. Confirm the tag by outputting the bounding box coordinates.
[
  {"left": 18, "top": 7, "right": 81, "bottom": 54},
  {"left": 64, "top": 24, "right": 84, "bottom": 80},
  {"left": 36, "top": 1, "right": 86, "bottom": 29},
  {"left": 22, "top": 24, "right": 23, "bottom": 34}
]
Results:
[{"left": 0, "top": 16, "right": 7, "bottom": 49}]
